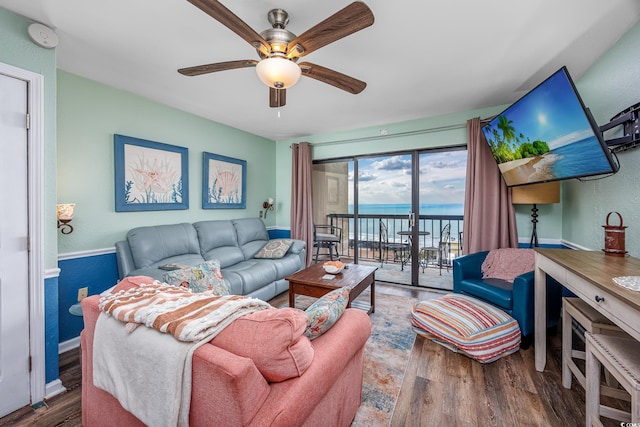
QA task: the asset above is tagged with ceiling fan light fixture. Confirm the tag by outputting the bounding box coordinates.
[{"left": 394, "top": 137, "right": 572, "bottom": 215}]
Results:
[{"left": 255, "top": 57, "right": 301, "bottom": 89}]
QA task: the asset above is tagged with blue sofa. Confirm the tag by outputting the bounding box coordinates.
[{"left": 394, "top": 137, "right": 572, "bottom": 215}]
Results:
[
  {"left": 452, "top": 250, "right": 563, "bottom": 338},
  {"left": 115, "top": 218, "right": 306, "bottom": 301}
]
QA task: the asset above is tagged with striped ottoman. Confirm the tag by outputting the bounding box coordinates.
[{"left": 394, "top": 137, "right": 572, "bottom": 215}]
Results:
[{"left": 411, "top": 293, "right": 521, "bottom": 363}]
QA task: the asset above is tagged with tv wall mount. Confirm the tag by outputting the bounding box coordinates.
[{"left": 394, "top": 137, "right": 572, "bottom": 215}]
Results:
[{"left": 600, "top": 101, "right": 640, "bottom": 152}]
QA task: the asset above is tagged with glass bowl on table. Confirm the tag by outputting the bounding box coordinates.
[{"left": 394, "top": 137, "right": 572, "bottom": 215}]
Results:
[{"left": 323, "top": 261, "right": 344, "bottom": 274}]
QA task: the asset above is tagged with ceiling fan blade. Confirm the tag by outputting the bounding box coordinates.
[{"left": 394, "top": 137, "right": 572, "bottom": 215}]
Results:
[
  {"left": 178, "top": 60, "right": 258, "bottom": 76},
  {"left": 299, "top": 62, "right": 366, "bottom": 94},
  {"left": 287, "top": 2, "right": 374, "bottom": 58},
  {"left": 269, "top": 87, "right": 286, "bottom": 108},
  {"left": 187, "top": 0, "right": 271, "bottom": 55}
]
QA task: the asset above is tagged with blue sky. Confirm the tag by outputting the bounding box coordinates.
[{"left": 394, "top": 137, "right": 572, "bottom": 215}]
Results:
[
  {"left": 483, "top": 67, "right": 596, "bottom": 150},
  {"left": 348, "top": 150, "right": 467, "bottom": 205}
]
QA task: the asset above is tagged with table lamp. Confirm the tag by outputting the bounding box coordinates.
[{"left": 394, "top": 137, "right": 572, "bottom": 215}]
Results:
[{"left": 511, "top": 182, "right": 560, "bottom": 247}]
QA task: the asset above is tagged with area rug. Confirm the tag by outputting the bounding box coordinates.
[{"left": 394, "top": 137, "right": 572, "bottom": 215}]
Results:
[
  {"left": 350, "top": 291, "right": 419, "bottom": 426},
  {"left": 293, "top": 290, "right": 441, "bottom": 426}
]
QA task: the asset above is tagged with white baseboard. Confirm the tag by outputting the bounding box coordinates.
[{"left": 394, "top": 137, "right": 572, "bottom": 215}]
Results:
[
  {"left": 559, "top": 240, "right": 593, "bottom": 251},
  {"left": 59, "top": 336, "right": 80, "bottom": 354},
  {"left": 517, "top": 237, "right": 563, "bottom": 246},
  {"left": 44, "top": 379, "right": 66, "bottom": 399}
]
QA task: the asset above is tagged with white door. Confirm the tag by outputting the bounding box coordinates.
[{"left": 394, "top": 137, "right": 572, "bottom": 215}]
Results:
[{"left": 0, "top": 72, "right": 31, "bottom": 417}]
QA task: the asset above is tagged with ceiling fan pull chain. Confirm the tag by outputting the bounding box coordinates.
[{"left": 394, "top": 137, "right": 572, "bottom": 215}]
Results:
[{"left": 277, "top": 88, "right": 281, "bottom": 118}]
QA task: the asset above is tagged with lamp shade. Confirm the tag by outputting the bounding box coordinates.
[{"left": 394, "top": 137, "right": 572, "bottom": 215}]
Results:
[
  {"left": 511, "top": 182, "right": 560, "bottom": 205},
  {"left": 255, "top": 57, "right": 301, "bottom": 89},
  {"left": 57, "top": 203, "right": 75, "bottom": 220}
]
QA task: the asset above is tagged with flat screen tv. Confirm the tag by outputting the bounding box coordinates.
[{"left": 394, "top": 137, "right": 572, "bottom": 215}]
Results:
[{"left": 482, "top": 66, "right": 619, "bottom": 187}]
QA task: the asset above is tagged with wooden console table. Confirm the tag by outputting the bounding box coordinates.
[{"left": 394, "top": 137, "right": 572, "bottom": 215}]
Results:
[{"left": 534, "top": 248, "right": 640, "bottom": 372}]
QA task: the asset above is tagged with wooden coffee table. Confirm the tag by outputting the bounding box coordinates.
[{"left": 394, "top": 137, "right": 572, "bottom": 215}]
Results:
[{"left": 286, "top": 263, "right": 377, "bottom": 314}]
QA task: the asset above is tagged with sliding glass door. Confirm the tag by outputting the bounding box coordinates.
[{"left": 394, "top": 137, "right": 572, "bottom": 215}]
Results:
[
  {"left": 312, "top": 146, "right": 466, "bottom": 290},
  {"left": 416, "top": 150, "right": 466, "bottom": 290},
  {"left": 356, "top": 154, "right": 413, "bottom": 285}
]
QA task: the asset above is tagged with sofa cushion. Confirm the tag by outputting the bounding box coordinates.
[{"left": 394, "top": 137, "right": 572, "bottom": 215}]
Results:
[
  {"left": 193, "top": 220, "right": 245, "bottom": 268},
  {"left": 219, "top": 271, "right": 243, "bottom": 295},
  {"left": 287, "top": 239, "right": 306, "bottom": 254},
  {"left": 411, "top": 293, "right": 521, "bottom": 363},
  {"left": 162, "top": 260, "right": 230, "bottom": 295},
  {"left": 257, "top": 255, "right": 302, "bottom": 279},
  {"left": 254, "top": 239, "right": 293, "bottom": 259},
  {"left": 127, "top": 223, "right": 201, "bottom": 268},
  {"left": 210, "top": 307, "right": 314, "bottom": 382},
  {"left": 223, "top": 260, "right": 278, "bottom": 295},
  {"left": 304, "top": 287, "right": 350, "bottom": 340},
  {"left": 233, "top": 218, "right": 270, "bottom": 259},
  {"left": 455, "top": 278, "right": 514, "bottom": 311}
]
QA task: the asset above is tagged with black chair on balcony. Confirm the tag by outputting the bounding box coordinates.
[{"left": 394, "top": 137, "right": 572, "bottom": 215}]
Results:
[
  {"left": 313, "top": 224, "right": 342, "bottom": 262},
  {"left": 379, "top": 220, "right": 410, "bottom": 270},
  {"left": 419, "top": 223, "right": 451, "bottom": 275}
]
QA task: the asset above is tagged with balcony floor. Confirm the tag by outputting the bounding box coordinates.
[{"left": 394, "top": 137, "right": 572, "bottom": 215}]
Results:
[{"left": 316, "top": 252, "right": 454, "bottom": 292}]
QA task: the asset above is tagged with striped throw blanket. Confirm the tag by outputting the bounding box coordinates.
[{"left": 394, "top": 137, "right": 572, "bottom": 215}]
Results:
[
  {"left": 93, "top": 281, "right": 272, "bottom": 427},
  {"left": 99, "top": 281, "right": 272, "bottom": 341}
]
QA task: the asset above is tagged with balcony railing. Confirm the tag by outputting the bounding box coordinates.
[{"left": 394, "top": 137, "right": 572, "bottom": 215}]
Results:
[{"left": 320, "top": 213, "right": 464, "bottom": 264}]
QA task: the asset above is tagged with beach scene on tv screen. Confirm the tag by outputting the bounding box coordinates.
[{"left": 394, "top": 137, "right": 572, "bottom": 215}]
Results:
[{"left": 482, "top": 69, "right": 613, "bottom": 187}]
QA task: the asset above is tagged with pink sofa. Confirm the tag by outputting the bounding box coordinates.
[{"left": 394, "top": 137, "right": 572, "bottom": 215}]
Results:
[{"left": 80, "top": 294, "right": 372, "bottom": 426}]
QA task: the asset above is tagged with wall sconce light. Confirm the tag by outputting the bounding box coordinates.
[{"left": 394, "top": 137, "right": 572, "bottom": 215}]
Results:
[
  {"left": 261, "top": 197, "right": 275, "bottom": 218},
  {"left": 57, "top": 203, "right": 75, "bottom": 234}
]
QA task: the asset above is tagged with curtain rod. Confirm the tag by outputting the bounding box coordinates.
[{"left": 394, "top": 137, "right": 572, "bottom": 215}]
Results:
[{"left": 289, "top": 117, "right": 492, "bottom": 147}]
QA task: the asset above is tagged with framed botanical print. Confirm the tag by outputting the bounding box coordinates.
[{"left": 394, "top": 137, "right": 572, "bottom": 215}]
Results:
[{"left": 114, "top": 134, "right": 188, "bottom": 211}]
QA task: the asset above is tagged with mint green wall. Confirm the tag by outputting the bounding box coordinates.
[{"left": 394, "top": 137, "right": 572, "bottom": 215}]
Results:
[
  {"left": 0, "top": 7, "right": 58, "bottom": 269},
  {"left": 57, "top": 71, "right": 275, "bottom": 253},
  {"left": 275, "top": 107, "right": 564, "bottom": 243},
  {"left": 565, "top": 21, "right": 640, "bottom": 256}
]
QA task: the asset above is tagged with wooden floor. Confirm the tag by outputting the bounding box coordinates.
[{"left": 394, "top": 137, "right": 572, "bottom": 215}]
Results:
[
  {"left": 0, "top": 283, "right": 626, "bottom": 426},
  {"left": 0, "top": 347, "right": 83, "bottom": 426}
]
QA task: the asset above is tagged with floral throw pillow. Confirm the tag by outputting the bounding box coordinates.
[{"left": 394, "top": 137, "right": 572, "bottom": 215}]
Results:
[
  {"left": 304, "top": 286, "right": 350, "bottom": 340},
  {"left": 162, "top": 260, "right": 230, "bottom": 295},
  {"left": 254, "top": 239, "right": 293, "bottom": 259}
]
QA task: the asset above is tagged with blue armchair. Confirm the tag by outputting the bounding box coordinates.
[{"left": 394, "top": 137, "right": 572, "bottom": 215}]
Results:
[{"left": 453, "top": 250, "right": 563, "bottom": 339}]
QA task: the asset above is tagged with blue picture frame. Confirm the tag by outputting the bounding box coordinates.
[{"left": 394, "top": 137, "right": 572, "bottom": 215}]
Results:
[
  {"left": 202, "top": 152, "right": 246, "bottom": 209},
  {"left": 114, "top": 134, "right": 189, "bottom": 211}
]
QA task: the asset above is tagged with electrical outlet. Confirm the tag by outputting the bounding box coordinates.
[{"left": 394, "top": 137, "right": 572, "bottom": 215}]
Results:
[{"left": 77, "top": 287, "right": 88, "bottom": 301}]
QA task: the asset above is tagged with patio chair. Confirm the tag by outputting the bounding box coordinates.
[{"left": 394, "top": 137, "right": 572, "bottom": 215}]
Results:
[
  {"left": 379, "top": 220, "right": 410, "bottom": 270},
  {"left": 313, "top": 224, "right": 342, "bottom": 262},
  {"left": 419, "top": 223, "right": 451, "bottom": 275}
]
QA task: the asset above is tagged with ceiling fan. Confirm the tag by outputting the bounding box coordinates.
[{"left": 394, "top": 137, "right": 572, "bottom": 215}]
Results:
[{"left": 178, "top": 0, "right": 374, "bottom": 108}]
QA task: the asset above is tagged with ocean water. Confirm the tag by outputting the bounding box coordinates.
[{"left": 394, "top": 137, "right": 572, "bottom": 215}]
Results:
[
  {"left": 548, "top": 137, "right": 614, "bottom": 178},
  {"left": 342, "top": 203, "right": 464, "bottom": 242},
  {"left": 349, "top": 203, "right": 464, "bottom": 216}
]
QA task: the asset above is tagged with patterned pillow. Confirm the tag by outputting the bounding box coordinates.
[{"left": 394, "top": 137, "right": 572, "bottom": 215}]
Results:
[
  {"left": 411, "top": 293, "right": 521, "bottom": 363},
  {"left": 304, "top": 287, "right": 350, "bottom": 340},
  {"left": 254, "top": 239, "right": 293, "bottom": 259},
  {"left": 162, "top": 260, "right": 230, "bottom": 295}
]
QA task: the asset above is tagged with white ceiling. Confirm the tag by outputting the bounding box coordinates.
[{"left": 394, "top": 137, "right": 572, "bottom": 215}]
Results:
[{"left": 2, "top": 0, "right": 640, "bottom": 141}]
